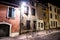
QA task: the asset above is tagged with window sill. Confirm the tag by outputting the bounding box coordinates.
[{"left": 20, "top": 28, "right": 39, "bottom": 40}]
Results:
[{"left": 7, "top": 17, "right": 15, "bottom": 19}]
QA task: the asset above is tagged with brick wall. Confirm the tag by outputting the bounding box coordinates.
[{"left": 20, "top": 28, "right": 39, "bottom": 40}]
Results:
[{"left": 0, "top": 4, "right": 20, "bottom": 33}]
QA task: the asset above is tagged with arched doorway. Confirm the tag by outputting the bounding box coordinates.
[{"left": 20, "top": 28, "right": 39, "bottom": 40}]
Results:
[{"left": 0, "top": 22, "right": 11, "bottom": 37}]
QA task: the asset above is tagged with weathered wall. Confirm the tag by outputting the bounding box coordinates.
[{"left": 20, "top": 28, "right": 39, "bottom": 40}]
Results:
[
  {"left": 0, "top": 4, "right": 20, "bottom": 33},
  {"left": 48, "top": 3, "right": 58, "bottom": 28},
  {"left": 36, "top": 5, "right": 43, "bottom": 20}
]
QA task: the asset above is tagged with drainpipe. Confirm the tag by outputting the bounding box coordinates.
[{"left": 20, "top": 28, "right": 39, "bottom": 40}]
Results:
[
  {"left": 19, "top": 1, "right": 22, "bottom": 35},
  {"left": 48, "top": 7, "right": 50, "bottom": 29}
]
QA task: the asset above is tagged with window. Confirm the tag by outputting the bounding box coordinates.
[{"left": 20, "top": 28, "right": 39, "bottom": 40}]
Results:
[
  {"left": 56, "top": 22, "right": 57, "bottom": 27},
  {"left": 54, "top": 8, "right": 56, "bottom": 12},
  {"left": 54, "top": 21, "right": 55, "bottom": 26},
  {"left": 43, "top": 12, "right": 46, "bottom": 19},
  {"left": 24, "top": 6, "right": 29, "bottom": 16},
  {"left": 30, "top": 1, "right": 35, "bottom": 6},
  {"left": 26, "top": 20, "right": 30, "bottom": 30},
  {"left": 33, "top": 21, "right": 36, "bottom": 31},
  {"left": 51, "top": 21, "right": 56, "bottom": 26},
  {"left": 55, "top": 15, "right": 57, "bottom": 19},
  {"left": 50, "top": 13, "right": 52, "bottom": 18},
  {"left": 8, "top": 7, "right": 15, "bottom": 18},
  {"left": 38, "top": 22, "right": 40, "bottom": 27},
  {"left": 50, "top": 6, "right": 52, "bottom": 11},
  {"left": 32, "top": 8, "right": 35, "bottom": 16},
  {"left": 41, "top": 23, "right": 43, "bottom": 28},
  {"left": 51, "top": 21, "right": 52, "bottom": 26}
]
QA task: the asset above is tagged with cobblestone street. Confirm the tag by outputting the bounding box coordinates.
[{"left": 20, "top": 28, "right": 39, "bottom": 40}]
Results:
[{"left": 0, "top": 29, "right": 60, "bottom": 40}]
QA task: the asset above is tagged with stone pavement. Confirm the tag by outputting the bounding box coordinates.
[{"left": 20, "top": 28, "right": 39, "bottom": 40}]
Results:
[
  {"left": 0, "top": 29, "right": 60, "bottom": 40},
  {"left": 14, "top": 29, "right": 60, "bottom": 40}
]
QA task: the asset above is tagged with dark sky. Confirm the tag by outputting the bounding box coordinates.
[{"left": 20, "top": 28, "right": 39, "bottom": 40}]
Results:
[
  {"left": 0, "top": 0, "right": 60, "bottom": 7},
  {"left": 37, "top": 0, "right": 60, "bottom": 7}
]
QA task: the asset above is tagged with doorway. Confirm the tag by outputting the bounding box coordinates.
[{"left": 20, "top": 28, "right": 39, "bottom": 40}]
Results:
[
  {"left": 0, "top": 24, "right": 10, "bottom": 37},
  {"left": 26, "top": 20, "right": 30, "bottom": 30},
  {"left": 33, "top": 21, "right": 36, "bottom": 31}
]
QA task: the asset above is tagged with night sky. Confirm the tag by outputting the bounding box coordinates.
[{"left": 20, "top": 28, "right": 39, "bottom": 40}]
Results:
[
  {"left": 37, "top": 0, "right": 60, "bottom": 7},
  {"left": 0, "top": 0, "right": 60, "bottom": 7}
]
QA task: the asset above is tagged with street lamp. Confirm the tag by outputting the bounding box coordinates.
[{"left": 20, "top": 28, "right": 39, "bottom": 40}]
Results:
[{"left": 21, "top": 2, "right": 27, "bottom": 6}]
